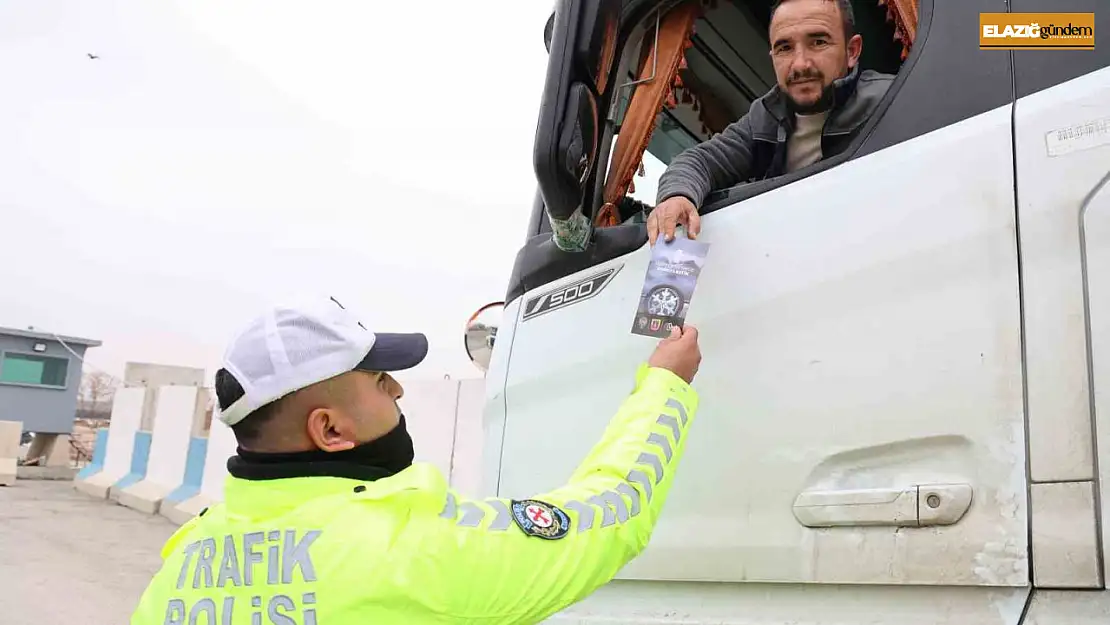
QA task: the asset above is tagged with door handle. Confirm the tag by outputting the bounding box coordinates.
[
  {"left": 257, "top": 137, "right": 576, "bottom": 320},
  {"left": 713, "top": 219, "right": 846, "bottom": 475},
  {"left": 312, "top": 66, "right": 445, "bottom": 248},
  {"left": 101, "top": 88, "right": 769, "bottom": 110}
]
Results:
[{"left": 792, "top": 483, "right": 973, "bottom": 528}]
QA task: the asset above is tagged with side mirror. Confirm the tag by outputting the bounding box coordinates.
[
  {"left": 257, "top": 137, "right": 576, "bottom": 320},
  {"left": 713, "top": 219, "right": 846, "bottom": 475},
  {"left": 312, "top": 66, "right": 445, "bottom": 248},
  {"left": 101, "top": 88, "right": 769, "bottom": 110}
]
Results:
[
  {"left": 544, "top": 12, "right": 555, "bottom": 52},
  {"left": 535, "top": 81, "right": 598, "bottom": 223},
  {"left": 533, "top": 0, "right": 619, "bottom": 225},
  {"left": 464, "top": 302, "right": 505, "bottom": 373}
]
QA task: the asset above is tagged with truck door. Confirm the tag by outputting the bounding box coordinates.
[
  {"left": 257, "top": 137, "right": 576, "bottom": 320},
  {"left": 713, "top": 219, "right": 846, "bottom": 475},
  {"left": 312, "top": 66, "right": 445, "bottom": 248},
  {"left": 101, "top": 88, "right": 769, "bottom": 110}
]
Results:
[
  {"left": 1008, "top": 0, "right": 1109, "bottom": 590},
  {"left": 489, "top": 0, "right": 1030, "bottom": 593}
]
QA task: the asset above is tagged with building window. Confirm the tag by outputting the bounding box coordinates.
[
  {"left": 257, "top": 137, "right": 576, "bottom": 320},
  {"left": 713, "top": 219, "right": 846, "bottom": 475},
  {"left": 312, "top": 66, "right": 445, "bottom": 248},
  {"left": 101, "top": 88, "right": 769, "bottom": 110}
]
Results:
[{"left": 0, "top": 352, "right": 69, "bottom": 387}]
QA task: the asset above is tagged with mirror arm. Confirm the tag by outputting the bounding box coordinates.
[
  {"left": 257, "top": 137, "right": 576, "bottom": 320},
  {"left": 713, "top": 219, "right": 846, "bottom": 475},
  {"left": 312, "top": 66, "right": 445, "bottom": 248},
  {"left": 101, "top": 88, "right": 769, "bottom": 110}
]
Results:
[{"left": 548, "top": 208, "right": 593, "bottom": 252}]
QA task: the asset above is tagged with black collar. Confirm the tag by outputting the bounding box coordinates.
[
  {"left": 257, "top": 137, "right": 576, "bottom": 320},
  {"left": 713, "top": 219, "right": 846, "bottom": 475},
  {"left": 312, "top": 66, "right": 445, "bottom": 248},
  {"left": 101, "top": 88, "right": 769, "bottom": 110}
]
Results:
[
  {"left": 827, "top": 63, "right": 863, "bottom": 113},
  {"left": 227, "top": 448, "right": 395, "bottom": 482}
]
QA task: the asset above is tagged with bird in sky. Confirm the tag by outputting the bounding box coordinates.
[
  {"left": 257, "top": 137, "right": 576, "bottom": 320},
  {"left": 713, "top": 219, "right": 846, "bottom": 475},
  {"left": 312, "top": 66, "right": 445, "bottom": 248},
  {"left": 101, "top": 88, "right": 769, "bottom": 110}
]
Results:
[{"left": 87, "top": 53, "right": 99, "bottom": 59}]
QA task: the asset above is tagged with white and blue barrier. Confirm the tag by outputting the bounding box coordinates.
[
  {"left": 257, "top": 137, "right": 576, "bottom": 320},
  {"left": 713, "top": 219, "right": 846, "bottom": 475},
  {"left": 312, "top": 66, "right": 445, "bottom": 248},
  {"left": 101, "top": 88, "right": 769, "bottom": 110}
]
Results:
[
  {"left": 108, "top": 431, "right": 152, "bottom": 498},
  {"left": 75, "top": 387, "right": 146, "bottom": 499},
  {"left": 79, "top": 376, "right": 487, "bottom": 525},
  {"left": 162, "top": 436, "right": 208, "bottom": 506},
  {"left": 165, "top": 418, "right": 236, "bottom": 524},
  {"left": 75, "top": 428, "right": 109, "bottom": 481},
  {"left": 117, "top": 386, "right": 208, "bottom": 514}
]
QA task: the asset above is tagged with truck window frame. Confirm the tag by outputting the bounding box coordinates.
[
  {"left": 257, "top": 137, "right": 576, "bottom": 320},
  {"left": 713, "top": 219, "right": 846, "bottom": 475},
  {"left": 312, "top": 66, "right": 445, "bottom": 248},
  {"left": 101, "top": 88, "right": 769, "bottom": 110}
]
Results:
[
  {"left": 508, "top": 0, "right": 1021, "bottom": 306},
  {"left": 590, "top": 0, "right": 936, "bottom": 221}
]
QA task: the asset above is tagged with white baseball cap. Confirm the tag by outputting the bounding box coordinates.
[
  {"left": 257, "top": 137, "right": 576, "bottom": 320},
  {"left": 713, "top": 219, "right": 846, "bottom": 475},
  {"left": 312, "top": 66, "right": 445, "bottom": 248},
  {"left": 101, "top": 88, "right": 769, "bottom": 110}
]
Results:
[{"left": 215, "top": 297, "right": 428, "bottom": 427}]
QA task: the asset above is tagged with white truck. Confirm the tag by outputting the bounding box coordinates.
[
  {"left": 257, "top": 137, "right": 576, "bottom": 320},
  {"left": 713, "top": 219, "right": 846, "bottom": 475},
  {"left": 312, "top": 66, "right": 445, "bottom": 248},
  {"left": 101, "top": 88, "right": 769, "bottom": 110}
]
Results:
[{"left": 465, "top": 0, "right": 1110, "bottom": 622}]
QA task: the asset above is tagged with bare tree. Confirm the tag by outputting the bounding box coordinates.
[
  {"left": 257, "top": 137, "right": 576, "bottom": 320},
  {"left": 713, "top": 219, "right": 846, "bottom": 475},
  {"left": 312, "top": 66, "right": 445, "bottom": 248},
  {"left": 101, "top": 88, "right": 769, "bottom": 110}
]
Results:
[{"left": 79, "top": 371, "right": 118, "bottom": 416}]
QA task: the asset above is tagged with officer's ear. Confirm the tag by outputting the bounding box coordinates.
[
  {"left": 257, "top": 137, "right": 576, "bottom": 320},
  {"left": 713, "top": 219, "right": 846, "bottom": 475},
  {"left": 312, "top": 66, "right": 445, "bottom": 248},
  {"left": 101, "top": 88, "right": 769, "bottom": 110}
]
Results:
[{"left": 305, "top": 406, "right": 358, "bottom": 452}]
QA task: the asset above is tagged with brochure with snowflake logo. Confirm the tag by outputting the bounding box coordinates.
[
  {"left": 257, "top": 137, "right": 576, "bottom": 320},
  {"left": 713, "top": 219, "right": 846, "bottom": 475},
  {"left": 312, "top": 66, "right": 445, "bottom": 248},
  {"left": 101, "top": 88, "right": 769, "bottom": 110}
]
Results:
[{"left": 631, "top": 234, "right": 710, "bottom": 338}]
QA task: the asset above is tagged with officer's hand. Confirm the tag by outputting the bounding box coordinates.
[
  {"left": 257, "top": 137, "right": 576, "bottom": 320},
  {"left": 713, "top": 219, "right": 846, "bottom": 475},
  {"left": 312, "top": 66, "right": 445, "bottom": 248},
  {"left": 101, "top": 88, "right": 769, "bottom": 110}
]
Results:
[
  {"left": 647, "top": 325, "right": 701, "bottom": 384},
  {"left": 646, "top": 196, "right": 701, "bottom": 247}
]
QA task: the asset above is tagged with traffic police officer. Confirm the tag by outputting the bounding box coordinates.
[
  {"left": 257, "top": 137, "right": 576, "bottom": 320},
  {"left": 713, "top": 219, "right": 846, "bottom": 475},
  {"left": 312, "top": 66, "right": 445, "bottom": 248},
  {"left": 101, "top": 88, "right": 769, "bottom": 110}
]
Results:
[{"left": 131, "top": 296, "right": 702, "bottom": 624}]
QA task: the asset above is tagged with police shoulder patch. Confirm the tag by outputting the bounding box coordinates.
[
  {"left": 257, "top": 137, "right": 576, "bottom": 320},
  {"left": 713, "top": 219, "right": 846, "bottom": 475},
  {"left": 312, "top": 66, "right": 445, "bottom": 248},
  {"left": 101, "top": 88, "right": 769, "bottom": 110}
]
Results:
[{"left": 510, "top": 499, "right": 570, "bottom": 540}]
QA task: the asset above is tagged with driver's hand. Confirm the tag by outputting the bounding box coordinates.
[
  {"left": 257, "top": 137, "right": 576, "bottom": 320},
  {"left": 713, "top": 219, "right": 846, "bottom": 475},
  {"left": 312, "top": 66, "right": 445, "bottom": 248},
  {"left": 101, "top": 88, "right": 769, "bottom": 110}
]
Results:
[{"left": 647, "top": 196, "right": 701, "bottom": 247}]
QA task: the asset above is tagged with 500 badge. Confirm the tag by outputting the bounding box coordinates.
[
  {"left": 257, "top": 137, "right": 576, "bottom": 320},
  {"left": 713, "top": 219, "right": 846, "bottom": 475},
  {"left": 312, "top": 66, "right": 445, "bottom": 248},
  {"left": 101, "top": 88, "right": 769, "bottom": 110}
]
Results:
[{"left": 522, "top": 265, "right": 622, "bottom": 321}]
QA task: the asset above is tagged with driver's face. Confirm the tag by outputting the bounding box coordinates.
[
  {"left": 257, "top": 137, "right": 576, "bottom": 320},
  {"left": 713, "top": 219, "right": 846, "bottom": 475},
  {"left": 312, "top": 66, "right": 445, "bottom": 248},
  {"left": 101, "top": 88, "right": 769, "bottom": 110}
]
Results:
[{"left": 769, "top": 0, "right": 861, "bottom": 112}]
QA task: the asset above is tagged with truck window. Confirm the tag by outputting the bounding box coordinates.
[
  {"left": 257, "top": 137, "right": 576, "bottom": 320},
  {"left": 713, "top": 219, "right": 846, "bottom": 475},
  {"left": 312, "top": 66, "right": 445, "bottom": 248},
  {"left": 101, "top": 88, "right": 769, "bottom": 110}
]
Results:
[{"left": 602, "top": 0, "right": 914, "bottom": 224}]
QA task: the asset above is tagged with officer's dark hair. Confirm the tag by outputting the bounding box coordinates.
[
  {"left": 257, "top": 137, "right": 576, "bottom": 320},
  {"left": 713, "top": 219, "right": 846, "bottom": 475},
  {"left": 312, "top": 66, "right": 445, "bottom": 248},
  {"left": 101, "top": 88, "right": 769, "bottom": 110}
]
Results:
[
  {"left": 769, "top": 0, "right": 857, "bottom": 41},
  {"left": 215, "top": 368, "right": 281, "bottom": 447}
]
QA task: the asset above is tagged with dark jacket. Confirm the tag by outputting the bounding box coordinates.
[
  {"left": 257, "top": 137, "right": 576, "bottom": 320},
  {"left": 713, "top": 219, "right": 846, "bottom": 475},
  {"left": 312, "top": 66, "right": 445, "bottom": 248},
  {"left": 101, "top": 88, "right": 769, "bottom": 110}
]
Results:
[{"left": 654, "top": 64, "right": 895, "bottom": 209}]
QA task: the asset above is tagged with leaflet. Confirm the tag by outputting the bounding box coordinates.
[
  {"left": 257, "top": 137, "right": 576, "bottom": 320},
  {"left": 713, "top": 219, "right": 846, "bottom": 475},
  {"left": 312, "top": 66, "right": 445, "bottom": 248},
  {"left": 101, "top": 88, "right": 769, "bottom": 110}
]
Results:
[{"left": 631, "top": 234, "right": 710, "bottom": 337}]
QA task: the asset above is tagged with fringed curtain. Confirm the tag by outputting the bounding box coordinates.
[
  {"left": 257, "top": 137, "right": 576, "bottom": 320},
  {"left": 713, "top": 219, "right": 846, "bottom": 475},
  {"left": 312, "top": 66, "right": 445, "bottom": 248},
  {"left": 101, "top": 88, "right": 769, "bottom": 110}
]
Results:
[
  {"left": 595, "top": 0, "right": 711, "bottom": 228},
  {"left": 878, "top": 0, "right": 920, "bottom": 60}
]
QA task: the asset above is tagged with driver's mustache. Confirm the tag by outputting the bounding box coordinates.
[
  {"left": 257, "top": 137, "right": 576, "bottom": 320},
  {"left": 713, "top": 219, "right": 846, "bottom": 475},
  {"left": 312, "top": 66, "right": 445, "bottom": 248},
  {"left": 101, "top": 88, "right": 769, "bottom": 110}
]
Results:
[{"left": 788, "top": 69, "right": 823, "bottom": 84}]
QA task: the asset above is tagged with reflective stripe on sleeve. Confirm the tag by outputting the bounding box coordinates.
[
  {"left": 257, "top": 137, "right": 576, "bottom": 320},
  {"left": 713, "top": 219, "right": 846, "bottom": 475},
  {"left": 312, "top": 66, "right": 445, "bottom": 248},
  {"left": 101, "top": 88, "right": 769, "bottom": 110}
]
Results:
[
  {"left": 563, "top": 500, "right": 596, "bottom": 532},
  {"left": 646, "top": 433, "right": 673, "bottom": 463},
  {"left": 443, "top": 394, "right": 689, "bottom": 535},
  {"left": 625, "top": 470, "right": 653, "bottom": 503},
  {"left": 667, "top": 398, "right": 688, "bottom": 425},
  {"left": 656, "top": 414, "right": 681, "bottom": 443},
  {"left": 439, "top": 492, "right": 458, "bottom": 519},
  {"left": 614, "top": 482, "right": 641, "bottom": 517},
  {"left": 486, "top": 500, "right": 512, "bottom": 531},
  {"left": 636, "top": 453, "right": 664, "bottom": 484}
]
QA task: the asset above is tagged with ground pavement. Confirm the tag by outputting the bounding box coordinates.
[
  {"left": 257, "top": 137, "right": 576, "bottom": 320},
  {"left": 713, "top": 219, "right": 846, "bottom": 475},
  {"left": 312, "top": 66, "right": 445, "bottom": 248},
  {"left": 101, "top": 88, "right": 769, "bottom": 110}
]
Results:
[{"left": 0, "top": 479, "right": 177, "bottom": 625}]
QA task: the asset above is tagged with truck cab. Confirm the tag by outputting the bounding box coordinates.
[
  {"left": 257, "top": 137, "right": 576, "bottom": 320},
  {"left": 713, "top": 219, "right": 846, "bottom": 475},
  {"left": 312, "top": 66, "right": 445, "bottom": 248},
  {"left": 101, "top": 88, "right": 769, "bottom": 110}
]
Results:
[{"left": 467, "top": 0, "right": 1109, "bottom": 622}]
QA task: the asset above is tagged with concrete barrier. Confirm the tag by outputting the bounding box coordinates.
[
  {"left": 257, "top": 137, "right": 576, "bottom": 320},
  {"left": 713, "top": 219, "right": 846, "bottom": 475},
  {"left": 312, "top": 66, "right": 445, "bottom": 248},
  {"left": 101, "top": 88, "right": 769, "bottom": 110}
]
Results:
[
  {"left": 167, "top": 419, "right": 236, "bottom": 523},
  {"left": 0, "top": 420, "right": 21, "bottom": 486},
  {"left": 124, "top": 362, "right": 206, "bottom": 396},
  {"left": 159, "top": 436, "right": 208, "bottom": 517},
  {"left": 117, "top": 386, "right": 207, "bottom": 514},
  {"left": 75, "top": 428, "right": 109, "bottom": 481},
  {"left": 105, "top": 364, "right": 206, "bottom": 503},
  {"left": 107, "top": 430, "right": 152, "bottom": 501},
  {"left": 75, "top": 387, "right": 145, "bottom": 499}
]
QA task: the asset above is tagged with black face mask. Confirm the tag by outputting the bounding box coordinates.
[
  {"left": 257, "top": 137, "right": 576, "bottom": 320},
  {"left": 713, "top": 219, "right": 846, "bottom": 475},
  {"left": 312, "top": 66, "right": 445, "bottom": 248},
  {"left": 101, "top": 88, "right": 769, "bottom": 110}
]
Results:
[
  {"left": 228, "top": 413, "right": 415, "bottom": 482},
  {"left": 337, "top": 412, "right": 415, "bottom": 474}
]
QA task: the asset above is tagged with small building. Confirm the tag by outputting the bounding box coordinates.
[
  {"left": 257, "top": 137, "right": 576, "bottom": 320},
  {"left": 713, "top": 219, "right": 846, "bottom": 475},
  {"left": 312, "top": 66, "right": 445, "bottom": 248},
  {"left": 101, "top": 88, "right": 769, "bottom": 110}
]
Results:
[{"left": 0, "top": 326, "right": 102, "bottom": 434}]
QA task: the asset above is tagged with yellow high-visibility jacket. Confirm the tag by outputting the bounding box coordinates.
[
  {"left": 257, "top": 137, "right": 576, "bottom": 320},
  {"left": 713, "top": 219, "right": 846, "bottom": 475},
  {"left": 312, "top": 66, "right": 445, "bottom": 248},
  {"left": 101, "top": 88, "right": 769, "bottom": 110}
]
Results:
[{"left": 131, "top": 364, "right": 700, "bottom": 624}]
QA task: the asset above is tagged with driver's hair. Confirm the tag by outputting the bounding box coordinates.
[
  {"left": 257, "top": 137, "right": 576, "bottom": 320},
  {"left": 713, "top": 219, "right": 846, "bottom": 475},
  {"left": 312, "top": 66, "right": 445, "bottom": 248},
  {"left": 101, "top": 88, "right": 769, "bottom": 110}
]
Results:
[{"left": 769, "top": 0, "right": 857, "bottom": 41}]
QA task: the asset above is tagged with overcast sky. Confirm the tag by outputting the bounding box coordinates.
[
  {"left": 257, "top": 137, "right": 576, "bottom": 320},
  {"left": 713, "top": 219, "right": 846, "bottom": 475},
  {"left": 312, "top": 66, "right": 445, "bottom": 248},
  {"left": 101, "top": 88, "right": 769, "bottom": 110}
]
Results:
[{"left": 0, "top": 1, "right": 555, "bottom": 382}]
